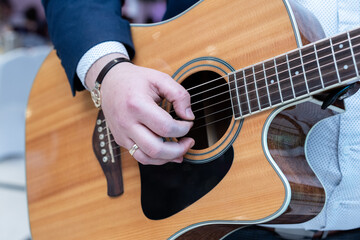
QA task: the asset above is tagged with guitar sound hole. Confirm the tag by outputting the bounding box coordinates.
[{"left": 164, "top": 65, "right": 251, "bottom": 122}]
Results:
[{"left": 173, "top": 70, "right": 232, "bottom": 150}]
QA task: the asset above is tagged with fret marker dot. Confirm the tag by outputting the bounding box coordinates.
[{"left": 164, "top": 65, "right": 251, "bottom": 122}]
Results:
[
  {"left": 295, "top": 71, "right": 299, "bottom": 75},
  {"left": 344, "top": 65, "right": 349, "bottom": 70},
  {"left": 339, "top": 44, "right": 344, "bottom": 49},
  {"left": 270, "top": 79, "right": 275, "bottom": 84}
]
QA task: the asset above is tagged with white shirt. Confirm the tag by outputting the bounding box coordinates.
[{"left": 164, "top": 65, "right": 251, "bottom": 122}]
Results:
[{"left": 76, "top": 0, "right": 360, "bottom": 231}]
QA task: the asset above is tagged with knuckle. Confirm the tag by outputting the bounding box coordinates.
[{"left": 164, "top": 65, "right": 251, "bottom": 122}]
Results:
[
  {"left": 181, "top": 90, "right": 190, "bottom": 101},
  {"left": 151, "top": 71, "right": 168, "bottom": 82},
  {"left": 160, "top": 72, "right": 171, "bottom": 80},
  {"left": 158, "top": 122, "right": 173, "bottom": 136},
  {"left": 173, "top": 88, "right": 189, "bottom": 103},
  {"left": 147, "top": 145, "right": 162, "bottom": 159},
  {"left": 117, "top": 119, "right": 128, "bottom": 130},
  {"left": 125, "top": 97, "right": 141, "bottom": 113},
  {"left": 113, "top": 113, "right": 129, "bottom": 130},
  {"left": 174, "top": 87, "right": 183, "bottom": 96}
]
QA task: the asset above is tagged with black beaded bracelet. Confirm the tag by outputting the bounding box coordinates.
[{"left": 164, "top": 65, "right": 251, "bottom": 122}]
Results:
[{"left": 90, "top": 57, "right": 132, "bottom": 108}]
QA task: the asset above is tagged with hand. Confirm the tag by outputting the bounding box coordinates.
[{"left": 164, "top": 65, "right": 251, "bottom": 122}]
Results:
[{"left": 86, "top": 54, "right": 195, "bottom": 165}]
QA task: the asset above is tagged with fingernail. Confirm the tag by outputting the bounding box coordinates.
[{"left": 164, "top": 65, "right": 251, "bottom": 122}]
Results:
[{"left": 186, "top": 108, "right": 195, "bottom": 119}]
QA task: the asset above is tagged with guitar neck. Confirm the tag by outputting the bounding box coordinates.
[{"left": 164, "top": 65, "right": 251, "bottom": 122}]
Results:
[{"left": 229, "top": 28, "right": 360, "bottom": 119}]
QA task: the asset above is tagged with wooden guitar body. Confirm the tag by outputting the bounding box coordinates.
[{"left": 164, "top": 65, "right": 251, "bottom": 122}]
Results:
[{"left": 26, "top": 0, "right": 354, "bottom": 239}]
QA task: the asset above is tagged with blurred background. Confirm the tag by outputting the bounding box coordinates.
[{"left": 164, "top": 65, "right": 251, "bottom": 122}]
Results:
[{"left": 0, "top": 0, "right": 165, "bottom": 239}]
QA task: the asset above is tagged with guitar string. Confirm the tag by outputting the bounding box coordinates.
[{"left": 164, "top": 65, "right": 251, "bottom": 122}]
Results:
[
  {"left": 185, "top": 50, "right": 360, "bottom": 118},
  {"left": 167, "top": 35, "right": 360, "bottom": 116},
  {"left": 103, "top": 68, "right": 359, "bottom": 160},
  {"left": 106, "top": 66, "right": 358, "bottom": 158},
  {"left": 185, "top": 32, "right": 360, "bottom": 98},
  {"left": 103, "top": 60, "right": 359, "bottom": 148},
  {"left": 107, "top": 75, "right": 356, "bottom": 160},
  {"left": 101, "top": 33, "right": 359, "bottom": 123},
  {"left": 102, "top": 52, "right": 360, "bottom": 149},
  {"left": 170, "top": 42, "right": 352, "bottom": 120},
  {"left": 189, "top": 71, "right": 358, "bottom": 131}
]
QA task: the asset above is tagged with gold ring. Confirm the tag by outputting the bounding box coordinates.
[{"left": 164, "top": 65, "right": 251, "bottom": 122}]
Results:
[{"left": 129, "top": 144, "right": 139, "bottom": 156}]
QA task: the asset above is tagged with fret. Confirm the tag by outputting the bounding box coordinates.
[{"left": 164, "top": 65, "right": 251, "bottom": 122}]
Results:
[
  {"left": 313, "top": 44, "right": 325, "bottom": 88},
  {"left": 255, "top": 63, "right": 271, "bottom": 109},
  {"left": 298, "top": 48, "right": 310, "bottom": 93},
  {"left": 263, "top": 64, "right": 272, "bottom": 107},
  {"left": 349, "top": 28, "right": 360, "bottom": 79},
  {"left": 315, "top": 39, "right": 338, "bottom": 87},
  {"left": 264, "top": 59, "right": 282, "bottom": 105},
  {"left": 331, "top": 33, "right": 357, "bottom": 82},
  {"left": 228, "top": 73, "right": 241, "bottom": 118},
  {"left": 235, "top": 70, "right": 250, "bottom": 115},
  {"left": 348, "top": 31, "right": 360, "bottom": 78},
  {"left": 286, "top": 54, "right": 296, "bottom": 97},
  {"left": 301, "top": 44, "right": 323, "bottom": 92},
  {"left": 273, "top": 58, "right": 284, "bottom": 102},
  {"left": 287, "top": 50, "right": 308, "bottom": 97},
  {"left": 262, "top": 63, "right": 272, "bottom": 107},
  {"left": 252, "top": 66, "right": 261, "bottom": 110},
  {"left": 329, "top": 38, "right": 341, "bottom": 83},
  {"left": 276, "top": 55, "right": 293, "bottom": 101},
  {"left": 243, "top": 70, "right": 252, "bottom": 113},
  {"left": 244, "top": 67, "right": 260, "bottom": 112}
]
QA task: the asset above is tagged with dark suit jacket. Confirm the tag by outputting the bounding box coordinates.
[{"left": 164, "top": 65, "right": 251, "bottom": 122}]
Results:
[{"left": 43, "top": 0, "right": 198, "bottom": 95}]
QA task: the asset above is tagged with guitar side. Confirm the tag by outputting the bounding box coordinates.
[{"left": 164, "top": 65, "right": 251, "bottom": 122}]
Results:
[{"left": 26, "top": 0, "right": 326, "bottom": 239}]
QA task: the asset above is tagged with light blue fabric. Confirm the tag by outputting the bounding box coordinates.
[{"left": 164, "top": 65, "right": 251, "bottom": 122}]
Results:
[
  {"left": 297, "top": 0, "right": 360, "bottom": 37},
  {"left": 303, "top": 89, "right": 360, "bottom": 231},
  {"left": 301, "top": 0, "right": 360, "bottom": 231},
  {"left": 270, "top": 0, "right": 360, "bottom": 231}
]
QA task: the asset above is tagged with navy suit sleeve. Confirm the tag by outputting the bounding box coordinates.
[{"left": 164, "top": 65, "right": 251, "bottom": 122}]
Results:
[{"left": 43, "top": 0, "right": 135, "bottom": 95}]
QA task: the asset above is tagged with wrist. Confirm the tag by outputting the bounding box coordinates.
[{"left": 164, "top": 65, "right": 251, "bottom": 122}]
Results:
[
  {"left": 85, "top": 53, "right": 129, "bottom": 90},
  {"left": 77, "top": 41, "right": 130, "bottom": 89},
  {"left": 89, "top": 56, "right": 132, "bottom": 108}
]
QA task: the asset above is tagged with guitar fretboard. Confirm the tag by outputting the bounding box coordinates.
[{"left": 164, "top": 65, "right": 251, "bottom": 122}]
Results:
[{"left": 229, "top": 28, "right": 360, "bottom": 119}]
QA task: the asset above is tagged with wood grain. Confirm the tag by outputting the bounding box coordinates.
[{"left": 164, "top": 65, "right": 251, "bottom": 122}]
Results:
[{"left": 266, "top": 101, "right": 331, "bottom": 224}]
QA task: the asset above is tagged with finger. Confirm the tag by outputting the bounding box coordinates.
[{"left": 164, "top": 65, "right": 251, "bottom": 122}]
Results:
[
  {"left": 126, "top": 139, "right": 186, "bottom": 165},
  {"left": 131, "top": 148, "right": 178, "bottom": 165},
  {"left": 131, "top": 124, "right": 195, "bottom": 160},
  {"left": 151, "top": 73, "right": 195, "bottom": 121},
  {"left": 135, "top": 99, "right": 193, "bottom": 138}
]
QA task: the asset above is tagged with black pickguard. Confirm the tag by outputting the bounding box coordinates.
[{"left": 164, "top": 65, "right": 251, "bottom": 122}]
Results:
[{"left": 139, "top": 147, "right": 234, "bottom": 220}]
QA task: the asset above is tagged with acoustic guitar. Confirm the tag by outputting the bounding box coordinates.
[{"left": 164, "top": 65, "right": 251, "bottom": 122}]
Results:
[{"left": 26, "top": 0, "right": 360, "bottom": 239}]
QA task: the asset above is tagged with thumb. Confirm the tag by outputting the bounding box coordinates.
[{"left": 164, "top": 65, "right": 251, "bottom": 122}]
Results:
[{"left": 153, "top": 73, "right": 195, "bottom": 121}]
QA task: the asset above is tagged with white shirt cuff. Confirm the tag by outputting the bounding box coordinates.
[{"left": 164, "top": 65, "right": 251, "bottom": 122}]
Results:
[{"left": 76, "top": 41, "right": 129, "bottom": 90}]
